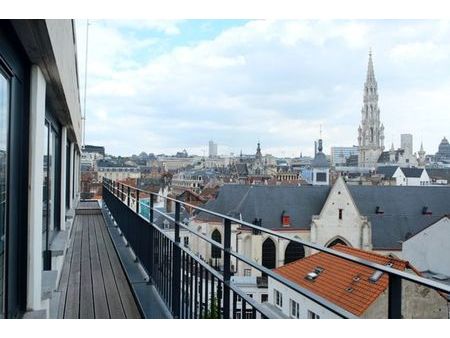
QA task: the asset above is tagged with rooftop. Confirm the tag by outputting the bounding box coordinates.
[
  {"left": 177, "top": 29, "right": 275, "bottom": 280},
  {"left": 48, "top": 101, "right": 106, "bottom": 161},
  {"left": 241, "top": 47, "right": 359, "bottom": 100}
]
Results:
[{"left": 273, "top": 244, "right": 410, "bottom": 316}]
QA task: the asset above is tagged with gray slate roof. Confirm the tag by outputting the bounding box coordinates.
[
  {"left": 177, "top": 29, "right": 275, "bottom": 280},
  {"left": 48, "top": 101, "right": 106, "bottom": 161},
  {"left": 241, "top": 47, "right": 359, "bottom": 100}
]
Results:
[
  {"left": 195, "top": 183, "right": 450, "bottom": 251},
  {"left": 376, "top": 166, "right": 399, "bottom": 179},
  {"left": 311, "top": 152, "right": 329, "bottom": 168},
  {"left": 348, "top": 186, "right": 450, "bottom": 250},
  {"left": 196, "top": 184, "right": 330, "bottom": 229},
  {"left": 400, "top": 167, "right": 424, "bottom": 178}
]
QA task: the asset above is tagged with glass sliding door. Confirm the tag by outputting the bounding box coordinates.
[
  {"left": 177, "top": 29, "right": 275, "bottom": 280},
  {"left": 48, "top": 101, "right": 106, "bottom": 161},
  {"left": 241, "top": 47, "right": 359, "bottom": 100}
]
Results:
[
  {"left": 0, "top": 66, "right": 9, "bottom": 319},
  {"left": 42, "top": 117, "right": 61, "bottom": 271}
]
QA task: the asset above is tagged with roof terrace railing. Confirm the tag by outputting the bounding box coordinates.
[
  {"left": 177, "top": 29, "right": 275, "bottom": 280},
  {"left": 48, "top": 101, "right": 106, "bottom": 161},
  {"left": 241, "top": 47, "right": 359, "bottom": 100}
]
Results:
[{"left": 101, "top": 178, "right": 450, "bottom": 319}]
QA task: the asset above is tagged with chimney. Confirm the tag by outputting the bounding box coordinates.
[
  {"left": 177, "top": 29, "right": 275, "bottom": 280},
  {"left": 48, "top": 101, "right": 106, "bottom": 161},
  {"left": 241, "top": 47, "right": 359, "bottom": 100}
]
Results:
[{"left": 281, "top": 210, "right": 290, "bottom": 227}]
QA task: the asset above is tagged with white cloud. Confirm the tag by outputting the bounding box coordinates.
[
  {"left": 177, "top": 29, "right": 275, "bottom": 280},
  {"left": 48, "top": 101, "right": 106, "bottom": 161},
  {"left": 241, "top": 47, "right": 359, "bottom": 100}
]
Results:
[{"left": 77, "top": 20, "right": 450, "bottom": 157}]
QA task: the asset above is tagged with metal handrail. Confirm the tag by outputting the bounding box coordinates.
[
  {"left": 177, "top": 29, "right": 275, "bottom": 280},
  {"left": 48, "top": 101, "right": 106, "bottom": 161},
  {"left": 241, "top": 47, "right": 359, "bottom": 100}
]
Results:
[{"left": 102, "top": 178, "right": 450, "bottom": 319}]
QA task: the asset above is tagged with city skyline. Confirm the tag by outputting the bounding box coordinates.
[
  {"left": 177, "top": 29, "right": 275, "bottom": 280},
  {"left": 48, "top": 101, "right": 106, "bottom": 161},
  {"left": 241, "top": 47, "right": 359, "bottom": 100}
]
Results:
[{"left": 76, "top": 20, "right": 450, "bottom": 157}]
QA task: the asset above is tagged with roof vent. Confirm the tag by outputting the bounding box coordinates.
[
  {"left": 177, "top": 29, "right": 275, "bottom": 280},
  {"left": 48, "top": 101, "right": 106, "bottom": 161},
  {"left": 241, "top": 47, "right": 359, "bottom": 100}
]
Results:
[
  {"left": 422, "top": 206, "right": 432, "bottom": 215},
  {"left": 314, "top": 267, "right": 324, "bottom": 274},
  {"left": 369, "top": 270, "right": 383, "bottom": 283},
  {"left": 352, "top": 275, "right": 361, "bottom": 282},
  {"left": 369, "top": 263, "right": 393, "bottom": 283},
  {"left": 306, "top": 272, "right": 318, "bottom": 281},
  {"left": 306, "top": 267, "right": 324, "bottom": 281},
  {"left": 375, "top": 206, "right": 384, "bottom": 214},
  {"left": 346, "top": 287, "right": 354, "bottom": 293}
]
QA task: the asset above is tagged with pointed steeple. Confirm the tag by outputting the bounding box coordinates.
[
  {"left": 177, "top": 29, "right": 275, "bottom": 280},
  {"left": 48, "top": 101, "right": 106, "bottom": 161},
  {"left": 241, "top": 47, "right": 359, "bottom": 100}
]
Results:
[
  {"left": 358, "top": 49, "right": 384, "bottom": 167},
  {"left": 366, "top": 48, "right": 376, "bottom": 83},
  {"left": 255, "top": 141, "right": 262, "bottom": 160}
]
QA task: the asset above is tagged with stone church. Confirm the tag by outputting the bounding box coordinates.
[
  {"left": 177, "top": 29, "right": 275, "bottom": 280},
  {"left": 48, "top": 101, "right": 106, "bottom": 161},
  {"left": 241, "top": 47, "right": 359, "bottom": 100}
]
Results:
[{"left": 189, "top": 176, "right": 450, "bottom": 277}]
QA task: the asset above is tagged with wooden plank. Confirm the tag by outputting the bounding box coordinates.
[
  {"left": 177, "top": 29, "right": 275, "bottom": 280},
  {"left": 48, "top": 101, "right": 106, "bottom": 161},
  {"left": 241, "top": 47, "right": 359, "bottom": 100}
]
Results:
[
  {"left": 93, "top": 214, "right": 125, "bottom": 319},
  {"left": 98, "top": 215, "right": 141, "bottom": 319},
  {"left": 64, "top": 214, "right": 83, "bottom": 318},
  {"left": 79, "top": 214, "right": 94, "bottom": 318},
  {"left": 56, "top": 217, "right": 76, "bottom": 319},
  {"left": 89, "top": 212, "right": 109, "bottom": 318}
]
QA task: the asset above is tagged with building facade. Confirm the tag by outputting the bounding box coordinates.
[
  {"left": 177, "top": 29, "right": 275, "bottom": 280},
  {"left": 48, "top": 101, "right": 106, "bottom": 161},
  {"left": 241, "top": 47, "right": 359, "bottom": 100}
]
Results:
[
  {"left": 330, "top": 146, "right": 359, "bottom": 167},
  {"left": 1, "top": 20, "right": 81, "bottom": 318}
]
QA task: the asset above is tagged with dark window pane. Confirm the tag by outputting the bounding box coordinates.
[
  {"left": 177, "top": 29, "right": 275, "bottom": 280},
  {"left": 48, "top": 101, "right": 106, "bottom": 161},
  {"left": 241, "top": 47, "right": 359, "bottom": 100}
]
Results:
[{"left": 0, "top": 70, "right": 10, "bottom": 318}]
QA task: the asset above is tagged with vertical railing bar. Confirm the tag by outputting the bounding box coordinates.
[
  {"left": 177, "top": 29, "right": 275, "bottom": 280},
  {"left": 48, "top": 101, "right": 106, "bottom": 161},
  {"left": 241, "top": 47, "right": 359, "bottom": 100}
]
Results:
[
  {"left": 242, "top": 299, "right": 247, "bottom": 320},
  {"left": 189, "top": 255, "right": 194, "bottom": 319},
  {"left": 211, "top": 274, "right": 215, "bottom": 319},
  {"left": 172, "top": 201, "right": 181, "bottom": 318},
  {"left": 232, "top": 291, "right": 237, "bottom": 319},
  {"left": 205, "top": 270, "right": 209, "bottom": 318},
  {"left": 136, "top": 189, "right": 140, "bottom": 214},
  {"left": 194, "top": 260, "right": 198, "bottom": 318},
  {"left": 199, "top": 264, "right": 204, "bottom": 318},
  {"left": 181, "top": 250, "right": 186, "bottom": 318},
  {"left": 223, "top": 218, "right": 231, "bottom": 319}
]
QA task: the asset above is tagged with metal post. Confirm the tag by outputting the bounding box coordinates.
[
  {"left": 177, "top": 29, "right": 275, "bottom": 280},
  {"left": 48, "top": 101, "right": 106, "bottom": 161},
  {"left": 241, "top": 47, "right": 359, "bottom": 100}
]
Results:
[
  {"left": 223, "top": 218, "right": 231, "bottom": 319},
  {"left": 172, "top": 201, "right": 182, "bottom": 318},
  {"left": 148, "top": 193, "right": 154, "bottom": 277},
  {"left": 388, "top": 274, "right": 402, "bottom": 318},
  {"left": 127, "top": 186, "right": 131, "bottom": 207},
  {"left": 136, "top": 189, "right": 140, "bottom": 214}
]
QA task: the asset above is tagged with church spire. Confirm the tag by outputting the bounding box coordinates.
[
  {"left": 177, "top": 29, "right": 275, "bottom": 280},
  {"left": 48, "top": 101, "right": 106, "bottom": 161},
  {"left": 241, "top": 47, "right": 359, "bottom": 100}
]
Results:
[
  {"left": 366, "top": 48, "right": 376, "bottom": 83},
  {"left": 358, "top": 50, "right": 384, "bottom": 168}
]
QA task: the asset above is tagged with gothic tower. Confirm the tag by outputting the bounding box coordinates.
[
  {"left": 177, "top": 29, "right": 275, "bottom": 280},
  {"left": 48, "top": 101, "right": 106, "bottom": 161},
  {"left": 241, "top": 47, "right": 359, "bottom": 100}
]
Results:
[{"left": 358, "top": 50, "right": 384, "bottom": 168}]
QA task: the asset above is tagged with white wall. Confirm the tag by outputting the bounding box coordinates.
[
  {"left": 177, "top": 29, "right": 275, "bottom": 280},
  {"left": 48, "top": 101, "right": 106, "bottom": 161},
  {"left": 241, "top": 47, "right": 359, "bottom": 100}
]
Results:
[
  {"left": 312, "top": 177, "right": 370, "bottom": 250},
  {"left": 403, "top": 217, "right": 450, "bottom": 276},
  {"left": 268, "top": 278, "right": 340, "bottom": 319}
]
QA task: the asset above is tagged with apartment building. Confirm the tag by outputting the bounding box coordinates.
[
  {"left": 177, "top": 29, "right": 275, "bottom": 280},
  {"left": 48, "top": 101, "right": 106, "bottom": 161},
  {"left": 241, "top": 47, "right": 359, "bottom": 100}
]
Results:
[{"left": 1, "top": 20, "right": 81, "bottom": 318}]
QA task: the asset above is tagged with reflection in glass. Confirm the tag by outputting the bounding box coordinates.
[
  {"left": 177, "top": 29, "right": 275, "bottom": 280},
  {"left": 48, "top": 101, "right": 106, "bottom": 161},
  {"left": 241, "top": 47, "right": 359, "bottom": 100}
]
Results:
[
  {"left": 42, "top": 122, "right": 49, "bottom": 269},
  {"left": 0, "top": 71, "right": 9, "bottom": 317}
]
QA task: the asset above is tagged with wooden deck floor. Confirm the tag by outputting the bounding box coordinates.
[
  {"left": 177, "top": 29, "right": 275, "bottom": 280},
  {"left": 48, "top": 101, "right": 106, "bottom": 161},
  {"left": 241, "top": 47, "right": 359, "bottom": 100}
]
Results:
[{"left": 57, "top": 202, "right": 141, "bottom": 319}]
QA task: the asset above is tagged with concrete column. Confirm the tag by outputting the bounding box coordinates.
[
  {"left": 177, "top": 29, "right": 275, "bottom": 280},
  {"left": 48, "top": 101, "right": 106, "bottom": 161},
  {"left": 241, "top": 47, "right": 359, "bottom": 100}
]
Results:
[
  {"left": 68, "top": 142, "right": 74, "bottom": 209},
  {"left": 59, "top": 126, "right": 67, "bottom": 230},
  {"left": 27, "top": 65, "right": 46, "bottom": 310}
]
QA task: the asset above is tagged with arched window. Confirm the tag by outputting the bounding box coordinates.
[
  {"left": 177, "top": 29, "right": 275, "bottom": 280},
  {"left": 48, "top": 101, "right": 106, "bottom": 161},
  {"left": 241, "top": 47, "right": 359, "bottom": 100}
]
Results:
[
  {"left": 262, "top": 238, "right": 276, "bottom": 270},
  {"left": 211, "top": 229, "right": 222, "bottom": 259},
  {"left": 326, "top": 237, "right": 349, "bottom": 248},
  {"left": 284, "top": 241, "right": 305, "bottom": 265}
]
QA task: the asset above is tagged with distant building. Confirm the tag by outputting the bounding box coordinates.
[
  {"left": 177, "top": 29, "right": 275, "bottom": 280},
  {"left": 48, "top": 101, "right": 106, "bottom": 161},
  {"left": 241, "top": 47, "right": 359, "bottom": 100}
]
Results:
[
  {"left": 268, "top": 245, "right": 447, "bottom": 318},
  {"left": 392, "top": 167, "right": 431, "bottom": 186},
  {"left": 330, "top": 146, "right": 359, "bottom": 166},
  {"left": 435, "top": 137, "right": 450, "bottom": 163},
  {"left": 401, "top": 134, "right": 413, "bottom": 158},
  {"left": 83, "top": 144, "right": 105, "bottom": 156},
  {"left": 303, "top": 139, "right": 330, "bottom": 186},
  {"left": 208, "top": 140, "right": 218, "bottom": 158},
  {"left": 97, "top": 166, "right": 141, "bottom": 182},
  {"left": 358, "top": 51, "right": 385, "bottom": 168}
]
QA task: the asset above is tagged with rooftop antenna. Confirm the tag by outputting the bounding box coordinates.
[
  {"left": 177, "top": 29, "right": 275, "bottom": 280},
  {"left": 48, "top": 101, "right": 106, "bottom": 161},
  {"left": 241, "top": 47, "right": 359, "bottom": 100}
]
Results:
[
  {"left": 319, "top": 124, "right": 322, "bottom": 139},
  {"left": 82, "top": 19, "right": 90, "bottom": 149}
]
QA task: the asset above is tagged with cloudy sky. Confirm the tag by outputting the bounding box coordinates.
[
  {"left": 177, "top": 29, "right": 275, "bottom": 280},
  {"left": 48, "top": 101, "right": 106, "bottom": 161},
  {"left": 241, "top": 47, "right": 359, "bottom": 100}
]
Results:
[{"left": 76, "top": 20, "right": 450, "bottom": 158}]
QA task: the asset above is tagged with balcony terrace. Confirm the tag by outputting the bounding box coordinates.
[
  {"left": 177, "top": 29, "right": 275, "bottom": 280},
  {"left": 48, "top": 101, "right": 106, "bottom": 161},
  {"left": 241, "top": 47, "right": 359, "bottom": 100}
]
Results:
[{"left": 50, "top": 180, "right": 450, "bottom": 320}]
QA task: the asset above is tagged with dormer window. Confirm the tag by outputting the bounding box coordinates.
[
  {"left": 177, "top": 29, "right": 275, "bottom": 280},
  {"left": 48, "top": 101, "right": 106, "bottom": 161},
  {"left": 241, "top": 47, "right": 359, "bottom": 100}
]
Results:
[
  {"left": 422, "top": 206, "right": 432, "bottom": 215},
  {"left": 375, "top": 206, "right": 384, "bottom": 214}
]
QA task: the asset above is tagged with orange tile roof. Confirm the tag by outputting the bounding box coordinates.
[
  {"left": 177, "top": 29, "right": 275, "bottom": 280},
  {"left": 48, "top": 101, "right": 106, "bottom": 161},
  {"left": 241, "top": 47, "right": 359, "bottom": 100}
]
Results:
[{"left": 273, "top": 244, "right": 409, "bottom": 316}]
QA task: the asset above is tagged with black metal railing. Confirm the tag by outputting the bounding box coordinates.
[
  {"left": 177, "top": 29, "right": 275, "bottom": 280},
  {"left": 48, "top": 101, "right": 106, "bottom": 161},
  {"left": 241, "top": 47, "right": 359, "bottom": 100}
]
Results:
[{"left": 102, "top": 178, "right": 450, "bottom": 319}]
